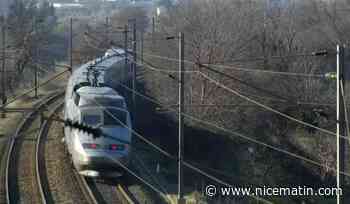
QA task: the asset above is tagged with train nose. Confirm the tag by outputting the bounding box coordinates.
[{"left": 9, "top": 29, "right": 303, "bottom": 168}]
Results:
[
  {"left": 72, "top": 126, "right": 131, "bottom": 177},
  {"left": 74, "top": 151, "right": 129, "bottom": 177}
]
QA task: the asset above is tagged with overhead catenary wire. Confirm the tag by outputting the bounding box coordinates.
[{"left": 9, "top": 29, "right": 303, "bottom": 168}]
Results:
[
  {"left": 112, "top": 47, "right": 337, "bottom": 106},
  {"left": 135, "top": 138, "right": 247, "bottom": 184},
  {"left": 69, "top": 30, "right": 344, "bottom": 191},
  {"left": 132, "top": 152, "right": 171, "bottom": 198},
  {"left": 199, "top": 71, "right": 346, "bottom": 139},
  {"left": 131, "top": 54, "right": 339, "bottom": 106},
  {"left": 135, "top": 59, "right": 292, "bottom": 102},
  {"left": 340, "top": 80, "right": 350, "bottom": 142},
  {"left": 74, "top": 28, "right": 348, "bottom": 202},
  {"left": 136, "top": 62, "right": 290, "bottom": 102},
  {"left": 102, "top": 45, "right": 341, "bottom": 136},
  {"left": 84, "top": 30, "right": 328, "bottom": 84},
  {"left": 183, "top": 161, "right": 274, "bottom": 203},
  {"left": 84, "top": 96, "right": 176, "bottom": 160},
  {"left": 114, "top": 49, "right": 326, "bottom": 104},
  {"left": 83, "top": 30, "right": 197, "bottom": 75},
  {"left": 197, "top": 63, "right": 292, "bottom": 102},
  {"left": 125, "top": 55, "right": 341, "bottom": 137},
  {"left": 85, "top": 90, "right": 347, "bottom": 204},
  {"left": 130, "top": 51, "right": 340, "bottom": 106},
  {"left": 195, "top": 63, "right": 341, "bottom": 106},
  {"left": 87, "top": 97, "right": 273, "bottom": 204},
  {"left": 137, "top": 51, "right": 327, "bottom": 78},
  {"left": 36, "top": 64, "right": 53, "bottom": 74},
  {"left": 102, "top": 44, "right": 342, "bottom": 140},
  {"left": 181, "top": 161, "right": 274, "bottom": 204},
  {"left": 82, "top": 31, "right": 346, "bottom": 155},
  {"left": 110, "top": 80, "right": 350, "bottom": 177},
  {"left": 105, "top": 154, "right": 172, "bottom": 203},
  {"left": 83, "top": 33, "right": 104, "bottom": 52},
  {"left": 2, "top": 68, "right": 70, "bottom": 107},
  {"left": 140, "top": 32, "right": 329, "bottom": 61},
  {"left": 201, "top": 50, "right": 329, "bottom": 64}
]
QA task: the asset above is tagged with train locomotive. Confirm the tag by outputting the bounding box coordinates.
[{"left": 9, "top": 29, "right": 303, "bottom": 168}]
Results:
[{"left": 64, "top": 48, "right": 132, "bottom": 177}]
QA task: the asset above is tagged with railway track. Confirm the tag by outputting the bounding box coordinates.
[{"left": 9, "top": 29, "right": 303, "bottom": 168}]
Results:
[
  {"left": 36, "top": 102, "right": 65, "bottom": 204},
  {"left": 117, "top": 183, "right": 138, "bottom": 204},
  {"left": 5, "top": 92, "right": 64, "bottom": 204},
  {"left": 1, "top": 91, "right": 140, "bottom": 204},
  {"left": 39, "top": 99, "right": 136, "bottom": 204},
  {"left": 37, "top": 103, "right": 99, "bottom": 204},
  {"left": 89, "top": 179, "right": 138, "bottom": 204}
]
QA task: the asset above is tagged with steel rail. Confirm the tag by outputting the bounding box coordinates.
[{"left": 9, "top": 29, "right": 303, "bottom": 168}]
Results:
[
  {"left": 117, "top": 183, "right": 138, "bottom": 204},
  {"left": 5, "top": 91, "right": 64, "bottom": 204},
  {"left": 73, "top": 173, "right": 99, "bottom": 204},
  {"left": 36, "top": 101, "right": 64, "bottom": 204}
]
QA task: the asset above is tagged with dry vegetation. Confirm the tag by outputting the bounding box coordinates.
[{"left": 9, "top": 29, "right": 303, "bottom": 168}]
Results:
[
  {"left": 6, "top": 0, "right": 349, "bottom": 203},
  {"left": 0, "top": 0, "right": 58, "bottom": 99},
  {"left": 139, "top": 0, "right": 350, "bottom": 202},
  {"left": 68, "top": 0, "right": 350, "bottom": 203}
]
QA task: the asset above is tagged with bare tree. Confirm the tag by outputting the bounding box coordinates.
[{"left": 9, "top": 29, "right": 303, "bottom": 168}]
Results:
[{"left": 140, "top": 0, "right": 343, "bottom": 183}]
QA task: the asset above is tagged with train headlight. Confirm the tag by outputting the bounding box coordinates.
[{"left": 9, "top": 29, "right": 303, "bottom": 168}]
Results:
[
  {"left": 109, "top": 144, "right": 126, "bottom": 151},
  {"left": 82, "top": 143, "right": 101, "bottom": 149}
]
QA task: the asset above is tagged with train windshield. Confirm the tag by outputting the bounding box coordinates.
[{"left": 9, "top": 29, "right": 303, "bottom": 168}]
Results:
[
  {"left": 81, "top": 97, "right": 125, "bottom": 108},
  {"left": 82, "top": 114, "right": 102, "bottom": 126},
  {"left": 103, "top": 109, "right": 127, "bottom": 126},
  {"left": 82, "top": 111, "right": 102, "bottom": 126}
]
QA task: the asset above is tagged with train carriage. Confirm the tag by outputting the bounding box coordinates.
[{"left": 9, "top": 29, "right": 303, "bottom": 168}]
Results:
[{"left": 64, "top": 48, "right": 132, "bottom": 177}]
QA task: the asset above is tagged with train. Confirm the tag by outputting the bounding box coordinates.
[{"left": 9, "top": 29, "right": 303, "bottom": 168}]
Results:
[{"left": 64, "top": 48, "right": 132, "bottom": 177}]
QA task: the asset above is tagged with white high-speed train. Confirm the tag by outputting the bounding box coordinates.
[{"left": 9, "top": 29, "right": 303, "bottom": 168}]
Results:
[{"left": 64, "top": 48, "right": 132, "bottom": 177}]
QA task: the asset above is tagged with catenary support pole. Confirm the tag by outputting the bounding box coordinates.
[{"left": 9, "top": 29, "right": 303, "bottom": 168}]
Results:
[
  {"left": 177, "top": 32, "right": 185, "bottom": 204},
  {"left": 338, "top": 45, "right": 346, "bottom": 204},
  {"left": 132, "top": 19, "right": 137, "bottom": 113},
  {"left": 70, "top": 17, "right": 73, "bottom": 73},
  {"left": 34, "top": 18, "right": 38, "bottom": 98},
  {"left": 141, "top": 30, "right": 144, "bottom": 65},
  {"left": 1, "top": 16, "right": 6, "bottom": 118},
  {"left": 124, "top": 24, "right": 128, "bottom": 84}
]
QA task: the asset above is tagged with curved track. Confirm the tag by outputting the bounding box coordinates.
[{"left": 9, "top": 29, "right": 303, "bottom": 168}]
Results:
[
  {"left": 2, "top": 94, "right": 142, "bottom": 204},
  {"left": 28, "top": 99, "right": 99, "bottom": 204},
  {"left": 40, "top": 104, "right": 99, "bottom": 204},
  {"left": 5, "top": 92, "right": 64, "bottom": 204},
  {"left": 36, "top": 102, "right": 64, "bottom": 204},
  {"left": 88, "top": 179, "right": 137, "bottom": 204},
  {"left": 37, "top": 98, "right": 135, "bottom": 204}
]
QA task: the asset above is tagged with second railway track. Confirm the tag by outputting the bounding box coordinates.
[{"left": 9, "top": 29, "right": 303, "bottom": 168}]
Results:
[
  {"left": 37, "top": 96, "right": 136, "bottom": 204},
  {"left": 5, "top": 92, "right": 64, "bottom": 204},
  {"left": 2, "top": 91, "right": 140, "bottom": 204},
  {"left": 38, "top": 101, "right": 99, "bottom": 204}
]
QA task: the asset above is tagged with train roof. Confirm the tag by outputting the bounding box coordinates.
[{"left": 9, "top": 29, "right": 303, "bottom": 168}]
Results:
[
  {"left": 77, "top": 86, "right": 120, "bottom": 96},
  {"left": 76, "top": 87, "right": 127, "bottom": 109},
  {"left": 105, "top": 48, "right": 125, "bottom": 57},
  {"left": 70, "top": 48, "right": 126, "bottom": 85}
]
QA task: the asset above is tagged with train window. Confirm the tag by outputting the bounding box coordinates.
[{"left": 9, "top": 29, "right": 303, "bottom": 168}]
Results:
[
  {"left": 103, "top": 99, "right": 124, "bottom": 108},
  {"left": 103, "top": 109, "right": 127, "bottom": 126},
  {"left": 81, "top": 98, "right": 125, "bottom": 108},
  {"left": 82, "top": 114, "right": 102, "bottom": 126}
]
